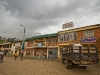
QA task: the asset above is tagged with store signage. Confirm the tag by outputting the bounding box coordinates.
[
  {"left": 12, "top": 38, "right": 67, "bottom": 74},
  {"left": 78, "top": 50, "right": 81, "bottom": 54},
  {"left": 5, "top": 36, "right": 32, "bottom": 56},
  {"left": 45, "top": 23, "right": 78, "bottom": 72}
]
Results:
[
  {"left": 62, "top": 22, "right": 74, "bottom": 29},
  {"left": 80, "top": 37, "right": 97, "bottom": 42}
]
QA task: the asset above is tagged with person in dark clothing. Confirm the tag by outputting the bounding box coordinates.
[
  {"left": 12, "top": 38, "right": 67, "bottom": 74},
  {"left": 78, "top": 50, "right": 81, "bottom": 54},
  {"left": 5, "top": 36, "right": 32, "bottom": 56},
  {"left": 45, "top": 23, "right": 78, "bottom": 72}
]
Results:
[
  {"left": 20, "top": 51, "right": 24, "bottom": 60},
  {"left": 0, "top": 51, "right": 4, "bottom": 62}
]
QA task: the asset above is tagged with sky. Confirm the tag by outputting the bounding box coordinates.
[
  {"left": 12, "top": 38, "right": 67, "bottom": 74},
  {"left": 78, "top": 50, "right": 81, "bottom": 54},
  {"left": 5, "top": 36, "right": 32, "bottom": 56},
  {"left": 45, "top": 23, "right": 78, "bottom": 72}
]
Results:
[{"left": 0, "top": 0, "right": 100, "bottom": 40}]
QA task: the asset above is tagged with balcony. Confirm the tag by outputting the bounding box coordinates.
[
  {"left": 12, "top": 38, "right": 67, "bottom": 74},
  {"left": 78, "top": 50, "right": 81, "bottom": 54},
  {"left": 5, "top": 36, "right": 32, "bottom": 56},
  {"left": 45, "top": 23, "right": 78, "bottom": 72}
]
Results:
[
  {"left": 26, "top": 44, "right": 34, "bottom": 48},
  {"left": 34, "top": 43, "right": 47, "bottom": 48},
  {"left": 48, "top": 42, "right": 58, "bottom": 47},
  {"left": 3, "top": 48, "right": 11, "bottom": 50}
]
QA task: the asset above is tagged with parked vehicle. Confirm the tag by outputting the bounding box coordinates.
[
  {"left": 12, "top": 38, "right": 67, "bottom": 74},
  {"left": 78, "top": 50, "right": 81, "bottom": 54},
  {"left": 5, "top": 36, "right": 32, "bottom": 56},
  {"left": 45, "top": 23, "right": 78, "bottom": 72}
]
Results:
[{"left": 61, "top": 43, "right": 99, "bottom": 69}]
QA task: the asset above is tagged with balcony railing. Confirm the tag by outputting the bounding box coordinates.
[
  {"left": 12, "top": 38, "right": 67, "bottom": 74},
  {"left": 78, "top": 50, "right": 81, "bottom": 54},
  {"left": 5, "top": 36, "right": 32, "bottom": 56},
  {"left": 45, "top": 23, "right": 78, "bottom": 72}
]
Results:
[
  {"left": 47, "top": 42, "right": 58, "bottom": 47},
  {"left": 26, "top": 42, "right": 58, "bottom": 48},
  {"left": 27, "top": 44, "right": 33, "bottom": 47},
  {"left": 34, "top": 43, "right": 47, "bottom": 47}
]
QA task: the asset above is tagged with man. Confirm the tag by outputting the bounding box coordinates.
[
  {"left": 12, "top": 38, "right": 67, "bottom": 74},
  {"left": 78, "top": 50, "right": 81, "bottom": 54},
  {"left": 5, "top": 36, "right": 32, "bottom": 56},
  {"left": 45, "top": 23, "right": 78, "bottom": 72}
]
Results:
[
  {"left": 20, "top": 51, "right": 24, "bottom": 60},
  {"left": 0, "top": 50, "right": 4, "bottom": 62}
]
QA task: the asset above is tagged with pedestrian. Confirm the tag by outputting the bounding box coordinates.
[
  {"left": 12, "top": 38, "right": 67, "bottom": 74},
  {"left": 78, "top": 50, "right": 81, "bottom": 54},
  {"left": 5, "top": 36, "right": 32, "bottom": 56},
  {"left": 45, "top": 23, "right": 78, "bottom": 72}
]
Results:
[
  {"left": 14, "top": 51, "right": 17, "bottom": 60},
  {"left": 20, "top": 51, "right": 24, "bottom": 60},
  {"left": 0, "top": 50, "right": 4, "bottom": 62}
]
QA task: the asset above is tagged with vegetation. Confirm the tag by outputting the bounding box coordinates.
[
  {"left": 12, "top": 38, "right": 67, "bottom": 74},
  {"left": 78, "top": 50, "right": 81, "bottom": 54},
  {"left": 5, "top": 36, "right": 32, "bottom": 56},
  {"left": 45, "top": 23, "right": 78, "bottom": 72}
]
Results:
[{"left": 0, "top": 40, "right": 4, "bottom": 44}]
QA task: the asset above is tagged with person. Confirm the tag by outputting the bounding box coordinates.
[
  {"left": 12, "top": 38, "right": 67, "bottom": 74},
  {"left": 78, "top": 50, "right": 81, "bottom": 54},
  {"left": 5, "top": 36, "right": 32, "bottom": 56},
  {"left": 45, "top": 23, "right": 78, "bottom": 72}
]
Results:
[
  {"left": 14, "top": 51, "right": 17, "bottom": 60},
  {"left": 0, "top": 50, "right": 4, "bottom": 62},
  {"left": 20, "top": 51, "right": 24, "bottom": 60}
]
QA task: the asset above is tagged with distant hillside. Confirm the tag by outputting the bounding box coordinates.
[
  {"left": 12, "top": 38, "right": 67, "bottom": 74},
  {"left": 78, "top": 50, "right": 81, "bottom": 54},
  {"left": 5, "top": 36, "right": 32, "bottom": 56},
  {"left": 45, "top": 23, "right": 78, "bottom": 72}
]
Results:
[{"left": 0, "top": 40, "right": 4, "bottom": 44}]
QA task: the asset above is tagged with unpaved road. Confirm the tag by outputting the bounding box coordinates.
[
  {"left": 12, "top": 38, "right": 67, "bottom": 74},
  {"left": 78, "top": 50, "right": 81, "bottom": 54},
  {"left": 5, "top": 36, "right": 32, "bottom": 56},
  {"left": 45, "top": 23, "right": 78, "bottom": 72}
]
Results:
[{"left": 0, "top": 57, "right": 100, "bottom": 75}]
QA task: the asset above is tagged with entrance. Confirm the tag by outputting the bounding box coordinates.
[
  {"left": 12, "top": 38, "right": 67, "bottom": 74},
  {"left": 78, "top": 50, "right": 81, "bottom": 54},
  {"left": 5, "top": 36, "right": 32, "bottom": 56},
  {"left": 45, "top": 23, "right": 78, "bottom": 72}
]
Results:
[{"left": 48, "top": 49, "right": 58, "bottom": 59}]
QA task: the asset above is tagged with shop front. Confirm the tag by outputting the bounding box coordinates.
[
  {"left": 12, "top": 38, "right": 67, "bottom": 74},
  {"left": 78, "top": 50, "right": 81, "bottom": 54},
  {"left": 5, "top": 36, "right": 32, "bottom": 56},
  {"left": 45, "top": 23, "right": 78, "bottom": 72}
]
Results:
[
  {"left": 25, "top": 48, "right": 34, "bottom": 58},
  {"left": 48, "top": 48, "right": 58, "bottom": 60},
  {"left": 57, "top": 24, "right": 100, "bottom": 59},
  {"left": 34, "top": 48, "right": 47, "bottom": 59}
]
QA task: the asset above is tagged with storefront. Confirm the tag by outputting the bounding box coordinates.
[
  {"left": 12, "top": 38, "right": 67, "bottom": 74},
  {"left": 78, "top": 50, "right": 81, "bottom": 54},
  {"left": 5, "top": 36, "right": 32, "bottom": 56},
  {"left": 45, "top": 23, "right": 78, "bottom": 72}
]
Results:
[
  {"left": 48, "top": 48, "right": 58, "bottom": 59},
  {"left": 57, "top": 24, "right": 100, "bottom": 59},
  {"left": 34, "top": 48, "right": 47, "bottom": 59}
]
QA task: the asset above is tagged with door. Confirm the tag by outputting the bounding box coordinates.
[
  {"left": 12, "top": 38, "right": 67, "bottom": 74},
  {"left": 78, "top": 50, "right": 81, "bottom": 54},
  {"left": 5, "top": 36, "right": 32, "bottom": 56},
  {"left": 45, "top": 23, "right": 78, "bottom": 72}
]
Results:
[
  {"left": 40, "top": 50, "right": 43, "bottom": 59},
  {"left": 48, "top": 49, "right": 58, "bottom": 59}
]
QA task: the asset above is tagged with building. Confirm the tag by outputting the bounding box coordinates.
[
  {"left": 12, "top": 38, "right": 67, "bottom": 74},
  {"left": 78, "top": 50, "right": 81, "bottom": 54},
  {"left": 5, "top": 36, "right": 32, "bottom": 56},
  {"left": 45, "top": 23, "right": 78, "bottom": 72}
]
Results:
[
  {"left": 25, "top": 33, "right": 58, "bottom": 59},
  {"left": 57, "top": 24, "right": 100, "bottom": 59},
  {"left": 0, "top": 42, "right": 12, "bottom": 56},
  {"left": 11, "top": 42, "right": 22, "bottom": 56}
]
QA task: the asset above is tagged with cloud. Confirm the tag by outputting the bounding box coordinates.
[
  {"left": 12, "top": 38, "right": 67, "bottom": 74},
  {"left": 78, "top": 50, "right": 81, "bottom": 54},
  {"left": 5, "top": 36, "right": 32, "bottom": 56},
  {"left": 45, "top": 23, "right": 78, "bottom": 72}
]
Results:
[{"left": 0, "top": 0, "right": 100, "bottom": 39}]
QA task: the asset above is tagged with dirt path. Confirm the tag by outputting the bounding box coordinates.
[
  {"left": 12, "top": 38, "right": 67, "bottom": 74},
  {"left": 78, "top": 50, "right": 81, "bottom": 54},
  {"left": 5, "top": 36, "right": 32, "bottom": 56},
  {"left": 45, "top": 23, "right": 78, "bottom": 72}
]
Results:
[{"left": 0, "top": 57, "right": 100, "bottom": 75}]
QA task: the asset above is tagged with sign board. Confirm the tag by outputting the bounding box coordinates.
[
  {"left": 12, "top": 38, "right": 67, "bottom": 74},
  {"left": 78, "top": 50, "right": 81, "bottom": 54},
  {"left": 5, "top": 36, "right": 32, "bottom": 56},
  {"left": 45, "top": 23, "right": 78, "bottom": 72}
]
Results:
[
  {"left": 62, "top": 22, "right": 74, "bottom": 29},
  {"left": 80, "top": 37, "right": 97, "bottom": 42}
]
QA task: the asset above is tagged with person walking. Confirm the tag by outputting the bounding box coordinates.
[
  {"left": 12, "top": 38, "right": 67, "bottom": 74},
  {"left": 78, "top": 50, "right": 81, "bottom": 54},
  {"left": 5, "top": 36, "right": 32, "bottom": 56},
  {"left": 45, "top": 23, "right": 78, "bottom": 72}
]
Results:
[
  {"left": 0, "top": 50, "right": 4, "bottom": 63},
  {"left": 20, "top": 51, "right": 24, "bottom": 60},
  {"left": 14, "top": 51, "right": 17, "bottom": 60}
]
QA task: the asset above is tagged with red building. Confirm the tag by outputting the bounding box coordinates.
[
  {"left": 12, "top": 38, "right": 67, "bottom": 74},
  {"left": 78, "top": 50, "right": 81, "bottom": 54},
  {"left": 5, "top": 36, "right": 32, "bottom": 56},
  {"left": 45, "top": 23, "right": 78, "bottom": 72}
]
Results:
[{"left": 57, "top": 24, "right": 100, "bottom": 59}]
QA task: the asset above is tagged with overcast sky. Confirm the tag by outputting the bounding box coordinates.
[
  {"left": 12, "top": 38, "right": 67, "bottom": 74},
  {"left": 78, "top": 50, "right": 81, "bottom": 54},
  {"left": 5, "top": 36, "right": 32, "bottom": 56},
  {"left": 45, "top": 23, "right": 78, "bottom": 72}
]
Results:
[{"left": 0, "top": 0, "right": 100, "bottom": 39}]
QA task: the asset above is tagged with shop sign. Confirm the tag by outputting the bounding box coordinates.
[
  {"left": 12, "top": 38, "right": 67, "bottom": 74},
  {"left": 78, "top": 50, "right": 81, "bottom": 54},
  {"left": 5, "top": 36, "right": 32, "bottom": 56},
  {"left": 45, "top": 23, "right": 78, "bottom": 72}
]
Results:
[
  {"left": 62, "top": 22, "right": 74, "bottom": 29},
  {"left": 80, "top": 37, "right": 97, "bottom": 42}
]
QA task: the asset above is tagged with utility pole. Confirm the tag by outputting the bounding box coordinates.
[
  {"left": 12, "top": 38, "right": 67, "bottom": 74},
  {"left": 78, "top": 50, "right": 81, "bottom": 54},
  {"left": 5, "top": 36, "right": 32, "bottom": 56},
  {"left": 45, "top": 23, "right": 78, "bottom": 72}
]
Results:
[{"left": 20, "top": 24, "right": 26, "bottom": 50}]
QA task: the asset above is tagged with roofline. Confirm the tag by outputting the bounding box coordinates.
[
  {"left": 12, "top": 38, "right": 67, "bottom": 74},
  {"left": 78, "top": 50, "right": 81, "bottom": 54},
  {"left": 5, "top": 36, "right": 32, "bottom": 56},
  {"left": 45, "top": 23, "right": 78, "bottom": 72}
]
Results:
[
  {"left": 57, "top": 24, "right": 100, "bottom": 34},
  {"left": 25, "top": 33, "right": 57, "bottom": 41}
]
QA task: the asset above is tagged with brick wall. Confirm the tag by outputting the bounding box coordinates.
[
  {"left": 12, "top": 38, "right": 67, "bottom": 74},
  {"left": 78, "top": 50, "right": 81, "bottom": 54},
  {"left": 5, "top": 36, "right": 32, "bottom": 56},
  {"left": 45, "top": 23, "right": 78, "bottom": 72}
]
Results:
[
  {"left": 58, "top": 28, "right": 100, "bottom": 57},
  {"left": 94, "top": 28, "right": 100, "bottom": 57},
  {"left": 77, "top": 28, "right": 100, "bottom": 57},
  {"left": 77, "top": 31, "right": 83, "bottom": 43}
]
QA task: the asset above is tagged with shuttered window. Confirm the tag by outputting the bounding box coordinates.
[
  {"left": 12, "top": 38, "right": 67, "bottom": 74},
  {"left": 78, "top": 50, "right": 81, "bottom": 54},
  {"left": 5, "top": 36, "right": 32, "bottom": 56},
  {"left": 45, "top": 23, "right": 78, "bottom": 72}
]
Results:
[
  {"left": 58, "top": 32, "right": 77, "bottom": 42},
  {"left": 83, "top": 30, "right": 94, "bottom": 37}
]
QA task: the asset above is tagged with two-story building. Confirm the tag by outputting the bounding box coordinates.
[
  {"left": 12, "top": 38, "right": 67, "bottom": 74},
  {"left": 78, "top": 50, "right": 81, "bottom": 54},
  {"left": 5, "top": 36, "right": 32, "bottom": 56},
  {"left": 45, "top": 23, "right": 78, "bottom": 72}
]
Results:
[
  {"left": 0, "top": 42, "right": 12, "bottom": 56},
  {"left": 11, "top": 42, "right": 22, "bottom": 56},
  {"left": 57, "top": 24, "right": 100, "bottom": 59},
  {"left": 25, "top": 33, "right": 58, "bottom": 59}
]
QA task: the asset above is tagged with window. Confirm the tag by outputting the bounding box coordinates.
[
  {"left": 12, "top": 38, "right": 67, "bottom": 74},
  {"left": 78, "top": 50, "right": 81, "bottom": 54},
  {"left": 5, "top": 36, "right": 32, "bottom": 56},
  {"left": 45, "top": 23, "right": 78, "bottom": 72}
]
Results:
[
  {"left": 26, "top": 50, "right": 30, "bottom": 55},
  {"left": 58, "top": 32, "right": 77, "bottom": 42},
  {"left": 83, "top": 30, "right": 94, "bottom": 37},
  {"left": 49, "top": 51, "right": 53, "bottom": 55},
  {"left": 48, "top": 39, "right": 52, "bottom": 42}
]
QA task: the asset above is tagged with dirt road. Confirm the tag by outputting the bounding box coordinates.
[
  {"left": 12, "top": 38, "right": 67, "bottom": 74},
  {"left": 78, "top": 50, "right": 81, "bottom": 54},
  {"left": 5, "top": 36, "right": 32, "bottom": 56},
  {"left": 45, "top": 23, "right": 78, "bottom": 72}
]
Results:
[{"left": 0, "top": 57, "right": 100, "bottom": 75}]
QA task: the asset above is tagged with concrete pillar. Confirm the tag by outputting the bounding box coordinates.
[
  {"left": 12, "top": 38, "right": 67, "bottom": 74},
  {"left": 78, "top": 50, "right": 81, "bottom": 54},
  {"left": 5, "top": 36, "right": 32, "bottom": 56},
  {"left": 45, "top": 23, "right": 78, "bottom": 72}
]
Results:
[
  {"left": 33, "top": 50, "right": 34, "bottom": 57},
  {"left": 58, "top": 46, "right": 60, "bottom": 60}
]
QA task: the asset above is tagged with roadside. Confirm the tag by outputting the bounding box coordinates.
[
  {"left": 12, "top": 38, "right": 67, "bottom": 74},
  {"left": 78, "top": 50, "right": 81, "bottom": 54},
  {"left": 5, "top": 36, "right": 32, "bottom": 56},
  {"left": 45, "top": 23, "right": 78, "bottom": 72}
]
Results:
[{"left": 0, "top": 57, "right": 100, "bottom": 75}]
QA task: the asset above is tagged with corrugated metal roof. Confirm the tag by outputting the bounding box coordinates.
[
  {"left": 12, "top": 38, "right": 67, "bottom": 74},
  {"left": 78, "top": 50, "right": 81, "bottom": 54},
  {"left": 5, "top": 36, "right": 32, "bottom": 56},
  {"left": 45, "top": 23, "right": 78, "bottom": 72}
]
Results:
[{"left": 25, "top": 38, "right": 33, "bottom": 41}]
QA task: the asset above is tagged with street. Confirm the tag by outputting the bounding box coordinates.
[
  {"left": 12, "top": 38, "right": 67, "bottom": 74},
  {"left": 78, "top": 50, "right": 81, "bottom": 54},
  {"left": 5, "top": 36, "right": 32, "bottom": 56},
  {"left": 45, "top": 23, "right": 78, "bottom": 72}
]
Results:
[{"left": 0, "top": 57, "right": 100, "bottom": 75}]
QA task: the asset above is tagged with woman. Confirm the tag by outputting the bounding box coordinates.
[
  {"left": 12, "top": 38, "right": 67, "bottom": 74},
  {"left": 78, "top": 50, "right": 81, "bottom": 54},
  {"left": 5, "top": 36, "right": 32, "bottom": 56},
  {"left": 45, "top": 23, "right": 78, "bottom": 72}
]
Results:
[{"left": 14, "top": 52, "right": 17, "bottom": 60}]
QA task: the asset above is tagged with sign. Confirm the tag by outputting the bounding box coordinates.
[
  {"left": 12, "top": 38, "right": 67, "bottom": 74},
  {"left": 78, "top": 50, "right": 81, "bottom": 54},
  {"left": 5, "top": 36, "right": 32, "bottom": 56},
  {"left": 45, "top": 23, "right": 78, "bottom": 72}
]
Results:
[
  {"left": 62, "top": 22, "right": 74, "bottom": 29},
  {"left": 80, "top": 37, "right": 97, "bottom": 42}
]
